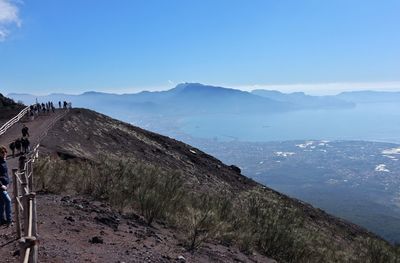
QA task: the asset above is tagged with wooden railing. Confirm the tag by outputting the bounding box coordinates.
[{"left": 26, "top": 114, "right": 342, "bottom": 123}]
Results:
[
  {"left": 12, "top": 143, "right": 40, "bottom": 263},
  {"left": 11, "top": 109, "right": 69, "bottom": 262},
  {"left": 0, "top": 106, "right": 30, "bottom": 136},
  {"left": 0, "top": 106, "right": 70, "bottom": 262}
]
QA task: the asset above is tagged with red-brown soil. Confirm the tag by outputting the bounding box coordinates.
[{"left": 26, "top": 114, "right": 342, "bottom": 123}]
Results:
[{"left": 2, "top": 193, "right": 274, "bottom": 263}]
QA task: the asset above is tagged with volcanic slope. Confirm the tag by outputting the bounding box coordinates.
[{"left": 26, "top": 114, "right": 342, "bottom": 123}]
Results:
[
  {"left": 21, "top": 108, "right": 400, "bottom": 261},
  {"left": 41, "top": 108, "right": 257, "bottom": 193},
  {"left": 0, "top": 93, "right": 24, "bottom": 126}
]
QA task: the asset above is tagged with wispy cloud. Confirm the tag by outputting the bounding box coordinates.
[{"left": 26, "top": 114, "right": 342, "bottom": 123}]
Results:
[{"left": 0, "top": 0, "right": 21, "bottom": 41}]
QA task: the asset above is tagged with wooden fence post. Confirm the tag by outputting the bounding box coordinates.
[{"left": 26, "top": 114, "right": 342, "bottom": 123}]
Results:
[
  {"left": 20, "top": 171, "right": 28, "bottom": 197},
  {"left": 12, "top": 168, "right": 22, "bottom": 239},
  {"left": 28, "top": 161, "right": 33, "bottom": 192},
  {"left": 28, "top": 193, "right": 38, "bottom": 263},
  {"left": 23, "top": 195, "right": 29, "bottom": 237},
  {"left": 19, "top": 238, "right": 27, "bottom": 263},
  {"left": 19, "top": 194, "right": 30, "bottom": 263}
]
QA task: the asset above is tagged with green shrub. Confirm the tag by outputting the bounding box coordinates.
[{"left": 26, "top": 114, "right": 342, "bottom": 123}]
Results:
[
  {"left": 34, "top": 157, "right": 73, "bottom": 193},
  {"left": 359, "top": 238, "right": 400, "bottom": 263},
  {"left": 179, "top": 193, "right": 228, "bottom": 250},
  {"left": 34, "top": 156, "right": 185, "bottom": 225},
  {"left": 136, "top": 167, "right": 185, "bottom": 225},
  {"left": 232, "top": 190, "right": 315, "bottom": 262},
  {"left": 33, "top": 156, "right": 400, "bottom": 262}
]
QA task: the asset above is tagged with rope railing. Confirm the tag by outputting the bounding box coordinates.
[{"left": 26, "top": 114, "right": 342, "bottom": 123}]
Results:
[
  {"left": 0, "top": 106, "right": 30, "bottom": 136},
  {"left": 12, "top": 144, "right": 40, "bottom": 263}
]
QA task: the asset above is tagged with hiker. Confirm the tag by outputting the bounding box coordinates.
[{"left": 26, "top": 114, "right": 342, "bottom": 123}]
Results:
[
  {"left": 58, "top": 101, "right": 61, "bottom": 109},
  {"left": 0, "top": 145, "right": 12, "bottom": 226},
  {"left": 33, "top": 105, "right": 38, "bottom": 116},
  {"left": 8, "top": 141, "right": 15, "bottom": 158},
  {"left": 15, "top": 138, "right": 22, "bottom": 156},
  {"left": 22, "top": 125, "right": 29, "bottom": 138},
  {"left": 21, "top": 138, "right": 30, "bottom": 154},
  {"left": 29, "top": 105, "right": 34, "bottom": 120}
]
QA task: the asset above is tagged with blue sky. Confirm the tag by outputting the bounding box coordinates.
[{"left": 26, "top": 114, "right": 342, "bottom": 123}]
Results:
[{"left": 0, "top": 0, "right": 399, "bottom": 95}]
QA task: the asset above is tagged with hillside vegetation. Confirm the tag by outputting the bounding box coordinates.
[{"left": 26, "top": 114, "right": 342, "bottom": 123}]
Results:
[{"left": 37, "top": 108, "right": 400, "bottom": 262}]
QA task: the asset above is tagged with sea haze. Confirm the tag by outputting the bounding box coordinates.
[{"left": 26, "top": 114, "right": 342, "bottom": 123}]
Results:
[{"left": 179, "top": 102, "right": 400, "bottom": 143}]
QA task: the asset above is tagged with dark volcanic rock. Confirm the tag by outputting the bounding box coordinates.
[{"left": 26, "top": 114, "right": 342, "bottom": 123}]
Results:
[
  {"left": 89, "top": 236, "right": 104, "bottom": 244},
  {"left": 95, "top": 215, "right": 119, "bottom": 231}
]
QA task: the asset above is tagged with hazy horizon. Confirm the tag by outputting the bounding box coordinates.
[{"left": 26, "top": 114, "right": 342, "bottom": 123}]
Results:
[{"left": 5, "top": 81, "right": 400, "bottom": 97}]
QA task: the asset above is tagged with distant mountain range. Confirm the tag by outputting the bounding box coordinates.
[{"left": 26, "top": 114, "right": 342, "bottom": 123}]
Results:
[
  {"left": 336, "top": 90, "right": 400, "bottom": 103},
  {"left": 251, "top": 89, "right": 354, "bottom": 109},
  {"left": 10, "top": 83, "right": 369, "bottom": 116}
]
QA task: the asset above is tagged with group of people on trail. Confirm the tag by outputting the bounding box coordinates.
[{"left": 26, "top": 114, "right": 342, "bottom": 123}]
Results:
[
  {"left": 1, "top": 99, "right": 72, "bottom": 228},
  {"left": 1, "top": 125, "right": 33, "bottom": 227},
  {"left": 0, "top": 145, "right": 12, "bottom": 226},
  {"left": 29, "top": 101, "right": 55, "bottom": 117},
  {"left": 8, "top": 125, "right": 30, "bottom": 158},
  {"left": 28, "top": 100, "right": 72, "bottom": 120},
  {"left": 60, "top": 100, "right": 72, "bottom": 109}
]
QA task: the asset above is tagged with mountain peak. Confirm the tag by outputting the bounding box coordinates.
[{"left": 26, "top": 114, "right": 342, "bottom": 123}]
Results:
[
  {"left": 81, "top": 91, "right": 109, "bottom": 96},
  {"left": 172, "top": 83, "right": 221, "bottom": 92}
]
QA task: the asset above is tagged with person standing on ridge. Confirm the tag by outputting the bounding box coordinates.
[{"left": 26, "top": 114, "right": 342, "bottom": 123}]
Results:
[
  {"left": 0, "top": 146, "right": 12, "bottom": 226},
  {"left": 22, "top": 125, "right": 29, "bottom": 138},
  {"left": 21, "top": 138, "right": 30, "bottom": 154}
]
